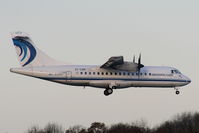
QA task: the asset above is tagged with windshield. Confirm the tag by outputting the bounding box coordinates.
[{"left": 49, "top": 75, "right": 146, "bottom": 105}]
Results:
[{"left": 171, "top": 69, "right": 181, "bottom": 74}]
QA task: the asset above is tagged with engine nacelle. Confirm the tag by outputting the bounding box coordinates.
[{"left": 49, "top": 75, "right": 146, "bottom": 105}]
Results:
[{"left": 113, "top": 62, "right": 139, "bottom": 72}]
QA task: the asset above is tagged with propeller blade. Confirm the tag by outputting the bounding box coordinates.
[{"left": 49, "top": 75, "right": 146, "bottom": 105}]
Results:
[
  {"left": 133, "top": 55, "right": 135, "bottom": 63},
  {"left": 138, "top": 53, "right": 141, "bottom": 65},
  {"left": 137, "top": 53, "right": 144, "bottom": 78}
]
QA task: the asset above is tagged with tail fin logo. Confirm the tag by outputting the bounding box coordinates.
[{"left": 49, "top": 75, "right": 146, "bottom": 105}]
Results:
[{"left": 13, "top": 38, "right": 37, "bottom": 67}]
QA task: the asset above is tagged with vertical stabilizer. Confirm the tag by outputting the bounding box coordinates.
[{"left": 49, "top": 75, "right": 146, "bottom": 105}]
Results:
[{"left": 11, "top": 31, "right": 67, "bottom": 67}]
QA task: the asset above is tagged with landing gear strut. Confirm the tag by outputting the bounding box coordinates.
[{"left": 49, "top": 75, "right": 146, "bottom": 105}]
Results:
[{"left": 104, "top": 87, "right": 114, "bottom": 96}]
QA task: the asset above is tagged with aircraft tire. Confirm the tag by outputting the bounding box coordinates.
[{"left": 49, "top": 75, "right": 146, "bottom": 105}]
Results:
[
  {"left": 104, "top": 90, "right": 109, "bottom": 96},
  {"left": 107, "top": 88, "right": 113, "bottom": 94},
  {"left": 176, "top": 90, "right": 180, "bottom": 95},
  {"left": 104, "top": 89, "right": 113, "bottom": 96}
]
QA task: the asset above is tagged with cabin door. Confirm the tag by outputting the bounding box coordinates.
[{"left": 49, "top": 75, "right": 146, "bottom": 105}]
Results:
[{"left": 65, "top": 71, "right": 72, "bottom": 80}]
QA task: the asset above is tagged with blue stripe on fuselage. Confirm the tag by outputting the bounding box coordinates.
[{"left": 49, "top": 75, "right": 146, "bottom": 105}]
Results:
[{"left": 39, "top": 77, "right": 187, "bottom": 83}]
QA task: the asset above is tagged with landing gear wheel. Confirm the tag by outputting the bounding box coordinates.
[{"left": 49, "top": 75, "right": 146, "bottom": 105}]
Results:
[
  {"left": 107, "top": 88, "right": 113, "bottom": 94},
  {"left": 104, "top": 90, "right": 109, "bottom": 96},
  {"left": 104, "top": 89, "right": 113, "bottom": 96},
  {"left": 174, "top": 87, "right": 180, "bottom": 95},
  {"left": 176, "top": 90, "right": 180, "bottom": 95}
]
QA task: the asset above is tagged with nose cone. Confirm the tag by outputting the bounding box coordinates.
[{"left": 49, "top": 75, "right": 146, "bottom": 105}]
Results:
[
  {"left": 185, "top": 76, "right": 191, "bottom": 84},
  {"left": 187, "top": 78, "right": 191, "bottom": 83}
]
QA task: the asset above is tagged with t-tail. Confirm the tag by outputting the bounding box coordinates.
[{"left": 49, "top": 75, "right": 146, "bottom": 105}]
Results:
[{"left": 11, "top": 31, "right": 67, "bottom": 67}]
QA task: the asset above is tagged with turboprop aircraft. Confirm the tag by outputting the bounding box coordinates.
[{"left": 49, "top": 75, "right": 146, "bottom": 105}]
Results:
[{"left": 10, "top": 31, "right": 191, "bottom": 96}]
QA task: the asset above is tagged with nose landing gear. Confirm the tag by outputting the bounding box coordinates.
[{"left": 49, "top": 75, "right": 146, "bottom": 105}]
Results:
[
  {"left": 174, "top": 87, "right": 180, "bottom": 95},
  {"left": 175, "top": 90, "right": 180, "bottom": 95}
]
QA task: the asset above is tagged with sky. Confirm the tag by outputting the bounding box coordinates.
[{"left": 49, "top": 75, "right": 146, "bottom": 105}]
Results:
[{"left": 0, "top": 0, "right": 199, "bottom": 132}]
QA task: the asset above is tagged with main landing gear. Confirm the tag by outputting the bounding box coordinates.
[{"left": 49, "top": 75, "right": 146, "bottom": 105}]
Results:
[
  {"left": 174, "top": 87, "right": 180, "bottom": 95},
  {"left": 104, "top": 86, "right": 116, "bottom": 96}
]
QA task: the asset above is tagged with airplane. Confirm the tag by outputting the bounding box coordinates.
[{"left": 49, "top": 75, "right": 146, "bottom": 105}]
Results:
[{"left": 10, "top": 31, "right": 191, "bottom": 96}]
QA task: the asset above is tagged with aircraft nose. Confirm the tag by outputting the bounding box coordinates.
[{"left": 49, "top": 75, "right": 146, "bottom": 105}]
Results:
[
  {"left": 185, "top": 76, "right": 191, "bottom": 84},
  {"left": 187, "top": 79, "right": 191, "bottom": 83}
]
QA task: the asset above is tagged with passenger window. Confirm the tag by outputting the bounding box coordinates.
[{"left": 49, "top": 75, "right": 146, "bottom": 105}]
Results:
[
  {"left": 85, "top": 72, "right": 87, "bottom": 75},
  {"left": 110, "top": 72, "right": 113, "bottom": 75},
  {"left": 145, "top": 73, "right": 147, "bottom": 76},
  {"left": 115, "top": 72, "right": 117, "bottom": 75},
  {"left": 149, "top": 73, "right": 151, "bottom": 76},
  {"left": 132, "top": 73, "right": 134, "bottom": 76},
  {"left": 106, "top": 72, "right": 108, "bottom": 75},
  {"left": 119, "top": 72, "right": 121, "bottom": 75},
  {"left": 80, "top": 72, "right": 83, "bottom": 75},
  {"left": 101, "top": 72, "right": 104, "bottom": 75},
  {"left": 97, "top": 72, "right": 100, "bottom": 75},
  {"left": 123, "top": 72, "right": 126, "bottom": 75},
  {"left": 93, "top": 72, "right": 95, "bottom": 75},
  {"left": 89, "top": 72, "right": 91, "bottom": 75}
]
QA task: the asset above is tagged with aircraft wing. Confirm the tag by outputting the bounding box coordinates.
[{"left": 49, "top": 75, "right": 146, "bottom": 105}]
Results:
[
  {"left": 100, "top": 55, "right": 144, "bottom": 72},
  {"left": 100, "top": 56, "right": 124, "bottom": 69}
]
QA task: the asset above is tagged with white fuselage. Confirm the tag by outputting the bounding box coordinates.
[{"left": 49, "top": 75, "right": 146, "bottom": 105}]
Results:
[
  {"left": 10, "top": 32, "right": 191, "bottom": 95},
  {"left": 10, "top": 65, "right": 191, "bottom": 89}
]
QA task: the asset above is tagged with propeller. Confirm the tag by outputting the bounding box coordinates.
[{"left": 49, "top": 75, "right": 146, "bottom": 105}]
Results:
[
  {"left": 137, "top": 54, "right": 144, "bottom": 77},
  {"left": 133, "top": 55, "right": 135, "bottom": 63}
]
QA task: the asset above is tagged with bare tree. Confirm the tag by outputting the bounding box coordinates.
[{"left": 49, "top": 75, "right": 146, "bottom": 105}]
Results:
[
  {"left": 154, "top": 112, "right": 199, "bottom": 133},
  {"left": 25, "top": 112, "right": 199, "bottom": 133},
  {"left": 65, "top": 125, "right": 86, "bottom": 133},
  {"left": 107, "top": 122, "right": 149, "bottom": 133},
  {"left": 26, "top": 126, "right": 44, "bottom": 133},
  {"left": 44, "top": 122, "right": 64, "bottom": 133}
]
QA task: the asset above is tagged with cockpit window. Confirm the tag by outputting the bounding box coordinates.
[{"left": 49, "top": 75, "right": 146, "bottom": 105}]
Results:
[{"left": 171, "top": 69, "right": 181, "bottom": 74}]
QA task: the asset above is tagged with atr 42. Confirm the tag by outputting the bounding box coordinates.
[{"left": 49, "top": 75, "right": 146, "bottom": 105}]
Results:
[{"left": 10, "top": 32, "right": 191, "bottom": 96}]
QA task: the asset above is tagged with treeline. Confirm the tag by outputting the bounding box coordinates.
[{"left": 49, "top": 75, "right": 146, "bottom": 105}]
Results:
[{"left": 26, "top": 112, "right": 199, "bottom": 133}]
